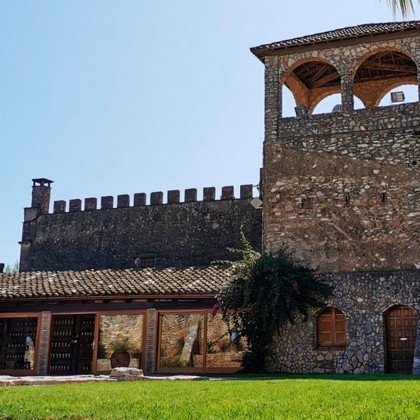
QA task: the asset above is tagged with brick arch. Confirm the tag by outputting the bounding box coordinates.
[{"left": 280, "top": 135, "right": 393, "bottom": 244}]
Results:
[
  {"left": 280, "top": 57, "right": 341, "bottom": 114},
  {"left": 352, "top": 46, "right": 417, "bottom": 78},
  {"left": 279, "top": 56, "right": 339, "bottom": 85},
  {"left": 374, "top": 80, "right": 419, "bottom": 107},
  {"left": 311, "top": 92, "right": 366, "bottom": 114},
  {"left": 352, "top": 47, "right": 418, "bottom": 107}
]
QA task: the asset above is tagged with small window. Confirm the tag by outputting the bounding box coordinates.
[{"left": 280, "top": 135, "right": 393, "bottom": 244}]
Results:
[
  {"left": 345, "top": 194, "right": 351, "bottom": 206},
  {"left": 301, "top": 198, "right": 313, "bottom": 209},
  {"left": 138, "top": 256, "right": 155, "bottom": 268},
  {"left": 317, "top": 307, "right": 346, "bottom": 347}
]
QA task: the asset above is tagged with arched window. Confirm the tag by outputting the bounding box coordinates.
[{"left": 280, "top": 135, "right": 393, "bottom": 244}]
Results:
[{"left": 317, "top": 307, "right": 346, "bottom": 347}]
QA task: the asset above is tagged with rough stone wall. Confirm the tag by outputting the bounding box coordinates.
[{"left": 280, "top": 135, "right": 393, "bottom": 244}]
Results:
[
  {"left": 264, "top": 103, "right": 419, "bottom": 272},
  {"left": 266, "top": 270, "right": 420, "bottom": 374},
  {"left": 20, "top": 186, "right": 262, "bottom": 272}
]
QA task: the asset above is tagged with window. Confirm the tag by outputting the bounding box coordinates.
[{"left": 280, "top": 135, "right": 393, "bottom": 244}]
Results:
[
  {"left": 158, "top": 313, "right": 245, "bottom": 371},
  {"left": 96, "top": 314, "right": 144, "bottom": 373},
  {"left": 317, "top": 307, "right": 346, "bottom": 347},
  {"left": 138, "top": 256, "right": 155, "bottom": 268}
]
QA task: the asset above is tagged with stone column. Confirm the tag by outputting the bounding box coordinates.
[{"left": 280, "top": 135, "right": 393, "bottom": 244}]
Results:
[
  {"left": 417, "top": 67, "right": 420, "bottom": 102},
  {"left": 36, "top": 311, "right": 52, "bottom": 375},
  {"left": 341, "top": 74, "right": 354, "bottom": 113},
  {"left": 264, "top": 56, "right": 281, "bottom": 143},
  {"left": 144, "top": 309, "right": 158, "bottom": 374}
]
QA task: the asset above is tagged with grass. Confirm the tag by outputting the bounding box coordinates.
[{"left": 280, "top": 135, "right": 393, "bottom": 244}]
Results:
[{"left": 0, "top": 375, "right": 419, "bottom": 419}]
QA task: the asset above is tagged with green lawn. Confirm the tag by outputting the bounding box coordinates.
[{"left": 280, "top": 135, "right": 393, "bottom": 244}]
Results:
[{"left": 0, "top": 375, "right": 419, "bottom": 419}]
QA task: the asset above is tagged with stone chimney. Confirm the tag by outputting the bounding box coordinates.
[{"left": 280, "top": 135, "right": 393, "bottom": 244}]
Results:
[{"left": 31, "top": 178, "right": 53, "bottom": 215}]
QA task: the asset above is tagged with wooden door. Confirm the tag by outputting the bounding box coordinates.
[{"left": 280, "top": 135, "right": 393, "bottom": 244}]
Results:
[
  {"left": 76, "top": 314, "right": 95, "bottom": 373},
  {"left": 49, "top": 314, "right": 95, "bottom": 374},
  {"left": 386, "top": 306, "right": 418, "bottom": 374}
]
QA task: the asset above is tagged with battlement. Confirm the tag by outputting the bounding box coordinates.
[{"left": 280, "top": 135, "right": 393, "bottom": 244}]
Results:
[
  {"left": 20, "top": 181, "right": 262, "bottom": 272},
  {"left": 50, "top": 185, "right": 255, "bottom": 215}
]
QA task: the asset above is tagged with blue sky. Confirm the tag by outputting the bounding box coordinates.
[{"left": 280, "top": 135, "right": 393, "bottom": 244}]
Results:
[{"left": 0, "top": 1, "right": 418, "bottom": 267}]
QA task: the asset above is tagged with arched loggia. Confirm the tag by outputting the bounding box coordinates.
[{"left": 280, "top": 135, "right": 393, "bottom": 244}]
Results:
[
  {"left": 353, "top": 49, "right": 418, "bottom": 108},
  {"left": 281, "top": 58, "right": 341, "bottom": 116}
]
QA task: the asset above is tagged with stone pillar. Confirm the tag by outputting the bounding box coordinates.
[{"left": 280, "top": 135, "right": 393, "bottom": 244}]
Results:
[
  {"left": 341, "top": 74, "right": 354, "bottom": 113},
  {"left": 36, "top": 311, "right": 52, "bottom": 375},
  {"left": 413, "top": 317, "right": 420, "bottom": 375},
  {"left": 417, "top": 67, "right": 420, "bottom": 102},
  {"left": 265, "top": 56, "right": 281, "bottom": 143},
  {"left": 144, "top": 309, "right": 158, "bottom": 374}
]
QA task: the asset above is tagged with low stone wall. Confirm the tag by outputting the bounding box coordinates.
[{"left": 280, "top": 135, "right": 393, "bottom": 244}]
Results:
[{"left": 266, "top": 270, "right": 420, "bottom": 374}]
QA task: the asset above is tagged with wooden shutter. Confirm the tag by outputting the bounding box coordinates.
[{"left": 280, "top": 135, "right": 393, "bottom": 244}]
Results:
[{"left": 318, "top": 308, "right": 346, "bottom": 347}]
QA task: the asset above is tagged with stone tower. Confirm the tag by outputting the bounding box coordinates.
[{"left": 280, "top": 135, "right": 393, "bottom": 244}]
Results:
[{"left": 251, "top": 22, "right": 420, "bottom": 273}]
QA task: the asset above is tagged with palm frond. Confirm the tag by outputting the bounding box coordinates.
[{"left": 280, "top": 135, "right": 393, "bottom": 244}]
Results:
[{"left": 386, "top": 0, "right": 416, "bottom": 17}]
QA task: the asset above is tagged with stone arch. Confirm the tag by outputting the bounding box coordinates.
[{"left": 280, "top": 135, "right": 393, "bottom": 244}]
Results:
[
  {"left": 383, "top": 303, "right": 418, "bottom": 315},
  {"left": 313, "top": 305, "right": 350, "bottom": 318},
  {"left": 280, "top": 57, "right": 341, "bottom": 115},
  {"left": 352, "top": 47, "right": 418, "bottom": 107}
]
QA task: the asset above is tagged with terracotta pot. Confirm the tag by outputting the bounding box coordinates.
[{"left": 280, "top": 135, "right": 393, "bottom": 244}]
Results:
[{"left": 110, "top": 350, "right": 130, "bottom": 368}]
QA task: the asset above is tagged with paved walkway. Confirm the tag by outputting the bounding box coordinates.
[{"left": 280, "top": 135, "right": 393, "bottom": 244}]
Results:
[{"left": 0, "top": 374, "right": 207, "bottom": 387}]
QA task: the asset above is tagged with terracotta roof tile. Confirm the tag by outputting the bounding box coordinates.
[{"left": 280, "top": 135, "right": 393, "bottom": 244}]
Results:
[
  {"left": 251, "top": 21, "right": 420, "bottom": 57},
  {"left": 0, "top": 266, "right": 233, "bottom": 301}
]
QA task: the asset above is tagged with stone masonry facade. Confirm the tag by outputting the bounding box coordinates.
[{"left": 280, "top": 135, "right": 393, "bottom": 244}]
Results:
[
  {"left": 20, "top": 185, "right": 262, "bottom": 272},
  {"left": 264, "top": 105, "right": 420, "bottom": 272},
  {"left": 2, "top": 23, "right": 418, "bottom": 377},
  {"left": 252, "top": 23, "right": 420, "bottom": 374},
  {"left": 267, "top": 270, "right": 420, "bottom": 374}
]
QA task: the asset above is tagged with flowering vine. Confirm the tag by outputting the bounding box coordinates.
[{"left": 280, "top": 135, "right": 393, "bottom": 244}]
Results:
[{"left": 214, "top": 232, "right": 332, "bottom": 372}]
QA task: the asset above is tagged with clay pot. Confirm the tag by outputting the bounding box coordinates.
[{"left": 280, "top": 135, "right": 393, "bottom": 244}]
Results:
[{"left": 110, "top": 350, "right": 130, "bottom": 368}]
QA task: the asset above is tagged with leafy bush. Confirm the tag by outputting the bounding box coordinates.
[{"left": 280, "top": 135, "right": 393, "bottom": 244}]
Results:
[{"left": 215, "top": 233, "right": 332, "bottom": 372}]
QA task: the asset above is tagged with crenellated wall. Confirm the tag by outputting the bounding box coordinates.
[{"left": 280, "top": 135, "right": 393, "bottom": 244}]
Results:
[{"left": 20, "top": 184, "right": 262, "bottom": 272}]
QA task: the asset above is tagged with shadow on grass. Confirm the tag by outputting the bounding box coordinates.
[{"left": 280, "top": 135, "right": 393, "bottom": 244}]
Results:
[{"left": 204, "top": 373, "right": 420, "bottom": 382}]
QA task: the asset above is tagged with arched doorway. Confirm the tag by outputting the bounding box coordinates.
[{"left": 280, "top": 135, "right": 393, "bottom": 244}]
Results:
[{"left": 385, "top": 306, "right": 418, "bottom": 374}]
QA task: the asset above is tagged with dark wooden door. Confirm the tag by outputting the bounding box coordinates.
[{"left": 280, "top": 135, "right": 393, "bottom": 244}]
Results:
[
  {"left": 49, "top": 314, "right": 95, "bottom": 374},
  {"left": 386, "top": 306, "right": 418, "bottom": 374}
]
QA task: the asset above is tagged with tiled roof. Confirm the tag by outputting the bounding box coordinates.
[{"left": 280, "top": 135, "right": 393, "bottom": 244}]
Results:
[
  {"left": 0, "top": 266, "right": 233, "bottom": 301},
  {"left": 251, "top": 21, "right": 420, "bottom": 57}
]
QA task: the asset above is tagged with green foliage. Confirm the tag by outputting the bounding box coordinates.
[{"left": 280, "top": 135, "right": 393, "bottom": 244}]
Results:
[
  {"left": 108, "top": 337, "right": 132, "bottom": 353},
  {"left": 215, "top": 233, "right": 332, "bottom": 372},
  {"left": 384, "top": 0, "right": 416, "bottom": 17},
  {"left": 97, "top": 343, "right": 107, "bottom": 359},
  {"left": 0, "top": 376, "right": 418, "bottom": 419},
  {"left": 5, "top": 261, "right": 19, "bottom": 273}
]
